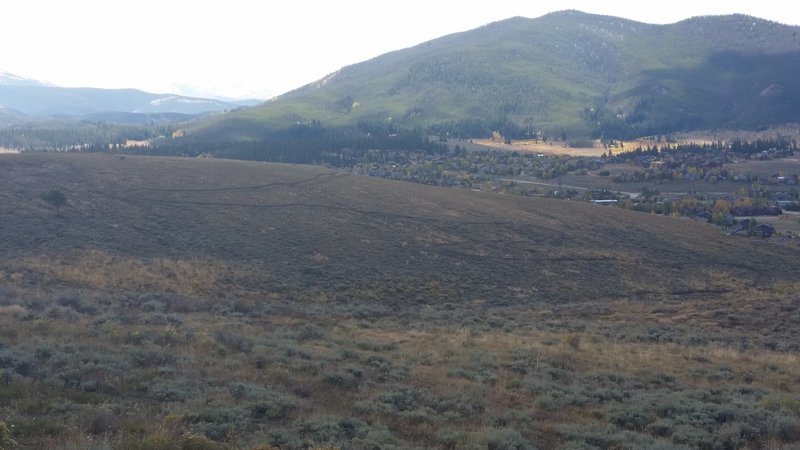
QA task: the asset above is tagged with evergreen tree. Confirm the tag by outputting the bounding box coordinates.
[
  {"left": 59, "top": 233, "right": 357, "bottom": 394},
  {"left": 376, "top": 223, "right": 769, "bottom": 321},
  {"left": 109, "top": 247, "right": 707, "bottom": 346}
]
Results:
[{"left": 41, "top": 189, "right": 67, "bottom": 215}]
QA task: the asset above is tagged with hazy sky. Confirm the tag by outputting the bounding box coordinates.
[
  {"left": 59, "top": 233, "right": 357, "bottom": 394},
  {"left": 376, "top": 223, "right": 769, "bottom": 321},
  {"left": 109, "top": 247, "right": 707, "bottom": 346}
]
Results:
[{"left": 3, "top": 1, "right": 798, "bottom": 100}]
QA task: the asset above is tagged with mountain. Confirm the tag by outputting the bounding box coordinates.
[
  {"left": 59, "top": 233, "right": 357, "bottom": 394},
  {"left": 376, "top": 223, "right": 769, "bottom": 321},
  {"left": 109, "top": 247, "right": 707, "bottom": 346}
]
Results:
[
  {"left": 0, "top": 84, "right": 260, "bottom": 122},
  {"left": 193, "top": 11, "right": 800, "bottom": 141},
  {"left": 164, "top": 82, "right": 273, "bottom": 104},
  {"left": 0, "top": 104, "right": 28, "bottom": 127},
  {"left": 0, "top": 70, "right": 49, "bottom": 87}
]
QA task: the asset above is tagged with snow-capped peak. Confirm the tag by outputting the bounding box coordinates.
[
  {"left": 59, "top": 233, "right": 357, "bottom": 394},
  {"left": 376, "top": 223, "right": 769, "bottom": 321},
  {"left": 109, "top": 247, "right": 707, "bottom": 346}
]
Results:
[{"left": 0, "top": 70, "right": 48, "bottom": 87}]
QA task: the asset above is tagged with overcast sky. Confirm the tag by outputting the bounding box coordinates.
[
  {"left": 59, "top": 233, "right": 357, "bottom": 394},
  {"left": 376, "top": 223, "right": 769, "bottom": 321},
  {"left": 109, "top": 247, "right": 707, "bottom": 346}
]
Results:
[{"left": 3, "top": 1, "right": 798, "bottom": 100}]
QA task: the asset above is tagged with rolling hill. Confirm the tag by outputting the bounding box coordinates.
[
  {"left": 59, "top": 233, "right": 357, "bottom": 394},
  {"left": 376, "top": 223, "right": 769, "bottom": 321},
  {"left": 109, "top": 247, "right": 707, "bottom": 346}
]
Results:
[
  {"left": 191, "top": 11, "right": 800, "bottom": 142},
  {"left": 1, "top": 153, "right": 799, "bottom": 448},
  {"left": 1, "top": 154, "right": 796, "bottom": 304}
]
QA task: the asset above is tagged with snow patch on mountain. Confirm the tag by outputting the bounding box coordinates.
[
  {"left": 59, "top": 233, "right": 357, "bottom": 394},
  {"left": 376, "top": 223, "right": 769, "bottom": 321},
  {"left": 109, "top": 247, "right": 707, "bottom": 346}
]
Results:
[{"left": 0, "top": 70, "right": 48, "bottom": 87}]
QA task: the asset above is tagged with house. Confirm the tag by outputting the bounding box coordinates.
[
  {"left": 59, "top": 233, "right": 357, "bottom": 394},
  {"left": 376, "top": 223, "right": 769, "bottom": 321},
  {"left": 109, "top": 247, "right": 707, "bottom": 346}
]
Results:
[
  {"left": 696, "top": 211, "right": 713, "bottom": 223},
  {"left": 731, "top": 221, "right": 776, "bottom": 238},
  {"left": 723, "top": 214, "right": 736, "bottom": 227},
  {"left": 756, "top": 223, "right": 775, "bottom": 238}
]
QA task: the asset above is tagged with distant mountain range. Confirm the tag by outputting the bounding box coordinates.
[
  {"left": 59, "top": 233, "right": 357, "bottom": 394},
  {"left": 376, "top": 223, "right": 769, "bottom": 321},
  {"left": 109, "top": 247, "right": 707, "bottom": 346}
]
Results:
[
  {"left": 0, "top": 71, "right": 52, "bottom": 87},
  {"left": 191, "top": 11, "right": 800, "bottom": 141},
  {"left": 0, "top": 71, "right": 262, "bottom": 126}
]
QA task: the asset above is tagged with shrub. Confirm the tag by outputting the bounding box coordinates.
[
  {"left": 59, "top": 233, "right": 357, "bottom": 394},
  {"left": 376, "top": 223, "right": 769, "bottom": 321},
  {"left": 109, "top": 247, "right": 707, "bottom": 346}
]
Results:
[
  {"left": 280, "top": 344, "right": 312, "bottom": 360},
  {"left": 483, "top": 428, "right": 534, "bottom": 450},
  {"left": 295, "top": 325, "right": 325, "bottom": 341},
  {"left": 432, "top": 391, "right": 486, "bottom": 418},
  {"left": 130, "top": 431, "right": 223, "bottom": 450},
  {"left": 149, "top": 379, "right": 194, "bottom": 402},
  {"left": 7, "top": 417, "right": 64, "bottom": 438},
  {"left": 248, "top": 395, "right": 296, "bottom": 421},
  {"left": 566, "top": 333, "right": 582, "bottom": 350},
  {"left": 185, "top": 407, "right": 249, "bottom": 441},
  {"left": 0, "top": 350, "right": 36, "bottom": 378},
  {"left": 297, "top": 416, "right": 367, "bottom": 444},
  {"left": 179, "top": 432, "right": 224, "bottom": 450},
  {"left": 761, "top": 394, "right": 800, "bottom": 416},
  {"left": 558, "top": 423, "right": 626, "bottom": 449},
  {"left": 131, "top": 347, "right": 177, "bottom": 367},
  {"left": 609, "top": 405, "right": 655, "bottom": 431},
  {"left": 131, "top": 432, "right": 182, "bottom": 450},
  {"left": 772, "top": 415, "right": 800, "bottom": 442},
  {"left": 507, "top": 351, "right": 536, "bottom": 374},
  {"left": 34, "top": 345, "right": 54, "bottom": 361},
  {"left": 355, "top": 341, "right": 397, "bottom": 352},
  {"left": 350, "top": 427, "right": 403, "bottom": 450},
  {"left": 56, "top": 292, "right": 97, "bottom": 315},
  {"left": 82, "top": 408, "right": 118, "bottom": 435},
  {"left": 322, "top": 365, "right": 364, "bottom": 391},
  {"left": 399, "top": 406, "right": 436, "bottom": 424},
  {"left": 212, "top": 330, "right": 252, "bottom": 353},
  {"left": 365, "top": 354, "right": 391, "bottom": 370},
  {"left": 266, "top": 429, "right": 302, "bottom": 449},
  {"left": 378, "top": 387, "right": 420, "bottom": 413},
  {"left": 228, "top": 382, "right": 272, "bottom": 400},
  {"left": 0, "top": 421, "right": 16, "bottom": 450},
  {"left": 436, "top": 429, "right": 464, "bottom": 449},
  {"left": 0, "top": 380, "right": 24, "bottom": 403},
  {"left": 646, "top": 418, "right": 675, "bottom": 438},
  {"left": 447, "top": 367, "right": 498, "bottom": 385},
  {"left": 670, "top": 425, "right": 713, "bottom": 449}
]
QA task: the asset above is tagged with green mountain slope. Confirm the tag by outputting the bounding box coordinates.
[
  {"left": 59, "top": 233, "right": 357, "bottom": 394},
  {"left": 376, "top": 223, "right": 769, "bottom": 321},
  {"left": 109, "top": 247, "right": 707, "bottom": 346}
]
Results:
[{"left": 194, "top": 11, "right": 800, "bottom": 141}]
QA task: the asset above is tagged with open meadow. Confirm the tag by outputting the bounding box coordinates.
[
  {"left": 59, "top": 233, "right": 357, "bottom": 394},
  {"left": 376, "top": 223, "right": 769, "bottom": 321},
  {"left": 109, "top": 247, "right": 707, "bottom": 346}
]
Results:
[
  {"left": 471, "top": 138, "right": 707, "bottom": 158},
  {"left": 470, "top": 139, "right": 611, "bottom": 157},
  {"left": 727, "top": 158, "right": 800, "bottom": 179},
  {"left": 0, "top": 153, "right": 799, "bottom": 449}
]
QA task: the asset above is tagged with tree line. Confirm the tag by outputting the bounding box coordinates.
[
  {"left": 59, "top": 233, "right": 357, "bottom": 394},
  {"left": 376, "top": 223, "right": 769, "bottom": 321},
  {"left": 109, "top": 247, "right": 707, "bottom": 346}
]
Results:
[
  {"left": 613, "top": 137, "right": 797, "bottom": 161},
  {"left": 0, "top": 121, "right": 175, "bottom": 152},
  {"left": 127, "top": 122, "right": 449, "bottom": 166}
]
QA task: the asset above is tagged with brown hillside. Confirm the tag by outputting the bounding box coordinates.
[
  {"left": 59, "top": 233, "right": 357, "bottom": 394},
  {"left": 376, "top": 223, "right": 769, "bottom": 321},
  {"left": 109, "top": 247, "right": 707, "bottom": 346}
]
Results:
[
  {"left": 1, "top": 153, "right": 798, "bottom": 449},
  {"left": 1, "top": 153, "right": 794, "bottom": 305}
]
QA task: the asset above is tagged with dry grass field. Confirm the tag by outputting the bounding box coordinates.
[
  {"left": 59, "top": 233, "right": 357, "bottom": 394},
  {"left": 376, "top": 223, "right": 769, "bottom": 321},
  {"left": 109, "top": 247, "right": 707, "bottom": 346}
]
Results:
[
  {"left": 0, "top": 153, "right": 799, "bottom": 449},
  {"left": 471, "top": 138, "right": 705, "bottom": 157},
  {"left": 727, "top": 158, "right": 800, "bottom": 178},
  {"left": 471, "top": 139, "right": 611, "bottom": 157}
]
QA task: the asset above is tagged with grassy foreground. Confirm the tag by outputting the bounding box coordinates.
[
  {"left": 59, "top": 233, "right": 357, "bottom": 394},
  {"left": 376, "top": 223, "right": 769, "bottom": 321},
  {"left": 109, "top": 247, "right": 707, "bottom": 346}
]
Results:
[{"left": 0, "top": 153, "right": 798, "bottom": 449}]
